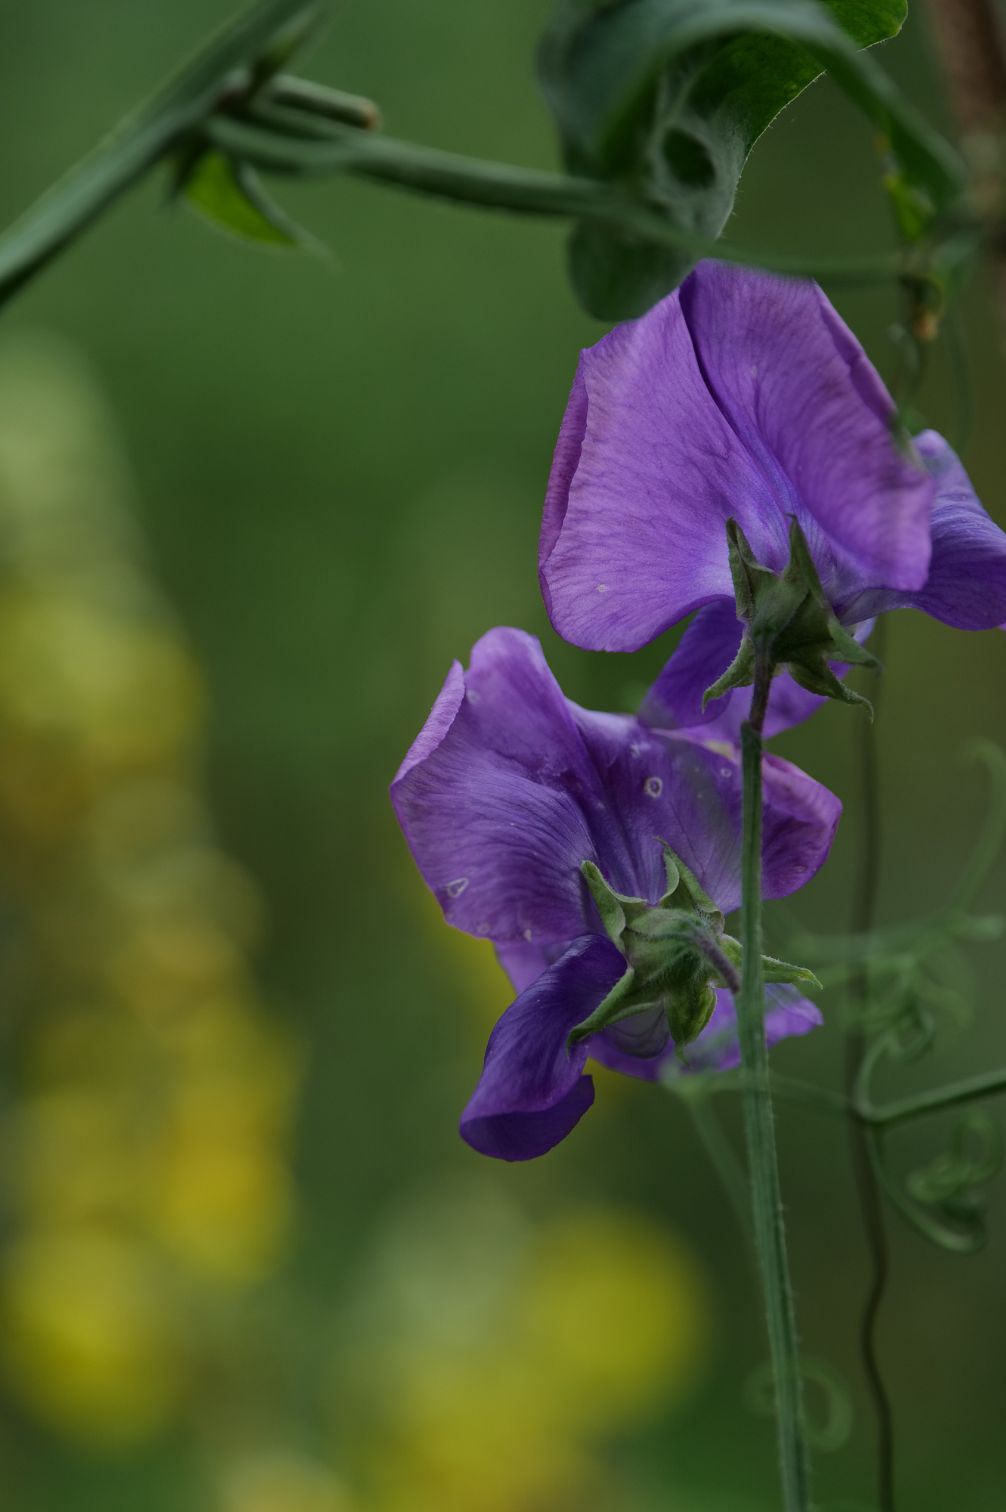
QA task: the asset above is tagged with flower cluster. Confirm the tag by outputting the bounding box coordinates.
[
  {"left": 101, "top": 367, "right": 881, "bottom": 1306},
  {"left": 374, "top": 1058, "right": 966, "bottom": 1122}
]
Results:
[{"left": 394, "top": 262, "right": 1006, "bottom": 1160}]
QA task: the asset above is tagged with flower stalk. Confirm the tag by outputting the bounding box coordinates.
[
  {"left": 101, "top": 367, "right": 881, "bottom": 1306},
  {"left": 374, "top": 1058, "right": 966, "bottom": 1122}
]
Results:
[{"left": 737, "top": 650, "right": 812, "bottom": 1511}]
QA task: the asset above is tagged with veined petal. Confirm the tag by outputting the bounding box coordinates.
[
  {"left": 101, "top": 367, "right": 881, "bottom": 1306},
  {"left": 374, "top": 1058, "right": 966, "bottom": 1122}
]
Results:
[
  {"left": 539, "top": 285, "right": 772, "bottom": 651},
  {"left": 842, "top": 432, "right": 1006, "bottom": 630},
  {"left": 540, "top": 261, "right": 934, "bottom": 655},
  {"left": 460, "top": 935, "right": 626, "bottom": 1161},
  {"left": 677, "top": 264, "right": 934, "bottom": 592},
  {"left": 573, "top": 712, "right": 841, "bottom": 913},
  {"left": 391, "top": 628, "right": 599, "bottom": 948},
  {"left": 394, "top": 630, "right": 839, "bottom": 954}
]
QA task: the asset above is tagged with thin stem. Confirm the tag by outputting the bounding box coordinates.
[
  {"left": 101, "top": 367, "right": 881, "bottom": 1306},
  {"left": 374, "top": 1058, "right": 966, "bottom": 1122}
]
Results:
[
  {"left": 870, "top": 1067, "right": 1006, "bottom": 1127},
  {"left": 845, "top": 619, "right": 895, "bottom": 1512},
  {"left": 209, "top": 114, "right": 939, "bottom": 285},
  {"left": 737, "top": 651, "right": 812, "bottom": 1511},
  {"left": 676, "top": 1055, "right": 1006, "bottom": 1127},
  {"left": 0, "top": 23, "right": 980, "bottom": 312},
  {"left": 266, "top": 74, "right": 381, "bottom": 130}
]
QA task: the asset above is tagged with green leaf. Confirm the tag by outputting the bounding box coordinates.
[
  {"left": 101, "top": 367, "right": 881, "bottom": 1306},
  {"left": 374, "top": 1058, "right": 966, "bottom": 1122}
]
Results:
[
  {"left": 183, "top": 149, "right": 303, "bottom": 246},
  {"left": 539, "top": 0, "right": 964, "bottom": 318}
]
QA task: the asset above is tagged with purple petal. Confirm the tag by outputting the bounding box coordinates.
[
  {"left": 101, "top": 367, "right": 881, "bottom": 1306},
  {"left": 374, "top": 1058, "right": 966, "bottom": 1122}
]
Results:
[
  {"left": 638, "top": 599, "right": 744, "bottom": 731},
  {"left": 540, "top": 283, "right": 772, "bottom": 651},
  {"left": 641, "top": 601, "right": 875, "bottom": 740},
  {"left": 676, "top": 265, "right": 933, "bottom": 593},
  {"left": 571, "top": 713, "right": 841, "bottom": 913},
  {"left": 460, "top": 935, "right": 626, "bottom": 1161},
  {"left": 495, "top": 939, "right": 552, "bottom": 993},
  {"left": 394, "top": 630, "right": 840, "bottom": 954},
  {"left": 391, "top": 628, "right": 599, "bottom": 948},
  {"left": 841, "top": 432, "right": 1006, "bottom": 631},
  {"left": 540, "top": 261, "right": 934, "bottom": 653}
]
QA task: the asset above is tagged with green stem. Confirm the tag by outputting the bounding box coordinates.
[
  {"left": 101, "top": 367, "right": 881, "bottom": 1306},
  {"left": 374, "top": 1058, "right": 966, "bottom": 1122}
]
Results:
[
  {"left": 210, "top": 114, "right": 947, "bottom": 285},
  {"left": 678, "top": 1055, "right": 1006, "bottom": 1130},
  {"left": 869, "top": 1067, "right": 1006, "bottom": 1127},
  {"left": 266, "top": 74, "right": 381, "bottom": 130},
  {"left": 0, "top": 9, "right": 980, "bottom": 313},
  {"left": 738, "top": 652, "right": 812, "bottom": 1511}
]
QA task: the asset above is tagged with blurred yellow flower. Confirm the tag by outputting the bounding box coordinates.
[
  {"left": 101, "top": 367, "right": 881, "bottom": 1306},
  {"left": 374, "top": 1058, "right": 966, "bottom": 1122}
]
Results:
[
  {"left": 219, "top": 1452, "right": 358, "bottom": 1512},
  {"left": 0, "top": 1228, "right": 186, "bottom": 1445},
  {"left": 516, "top": 1208, "right": 709, "bottom": 1433},
  {"left": 151, "top": 1118, "right": 294, "bottom": 1284},
  {"left": 0, "top": 342, "right": 301, "bottom": 1445},
  {"left": 0, "top": 588, "right": 201, "bottom": 846},
  {"left": 337, "top": 1189, "right": 709, "bottom": 1512}
]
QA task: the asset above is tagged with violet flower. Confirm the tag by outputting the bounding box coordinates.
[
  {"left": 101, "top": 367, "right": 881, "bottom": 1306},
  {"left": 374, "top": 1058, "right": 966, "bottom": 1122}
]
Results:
[
  {"left": 540, "top": 262, "right": 1006, "bottom": 732},
  {"left": 391, "top": 627, "right": 840, "bottom": 1160}
]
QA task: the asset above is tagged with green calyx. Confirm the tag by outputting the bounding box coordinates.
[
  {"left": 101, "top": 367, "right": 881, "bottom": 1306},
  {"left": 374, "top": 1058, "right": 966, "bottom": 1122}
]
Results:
[
  {"left": 568, "top": 848, "right": 819, "bottom": 1054},
  {"left": 702, "top": 517, "right": 878, "bottom": 714}
]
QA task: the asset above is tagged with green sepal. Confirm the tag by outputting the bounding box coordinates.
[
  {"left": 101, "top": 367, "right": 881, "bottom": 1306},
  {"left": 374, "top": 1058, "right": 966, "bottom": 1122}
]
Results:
[
  {"left": 574, "top": 855, "right": 821, "bottom": 1055},
  {"left": 567, "top": 965, "right": 637, "bottom": 1047},
  {"left": 759, "top": 953, "right": 822, "bottom": 991},
  {"left": 667, "top": 980, "right": 718, "bottom": 1049},
  {"left": 581, "top": 859, "right": 648, "bottom": 945},
  {"left": 703, "top": 631, "right": 754, "bottom": 710},
  {"left": 659, "top": 843, "right": 724, "bottom": 933},
  {"left": 702, "top": 516, "right": 878, "bottom": 716},
  {"left": 711, "top": 933, "right": 821, "bottom": 990}
]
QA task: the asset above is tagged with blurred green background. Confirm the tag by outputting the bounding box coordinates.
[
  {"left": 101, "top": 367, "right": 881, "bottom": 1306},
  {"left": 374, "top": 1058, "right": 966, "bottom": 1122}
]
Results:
[{"left": 1, "top": 3, "right": 1004, "bottom": 1509}]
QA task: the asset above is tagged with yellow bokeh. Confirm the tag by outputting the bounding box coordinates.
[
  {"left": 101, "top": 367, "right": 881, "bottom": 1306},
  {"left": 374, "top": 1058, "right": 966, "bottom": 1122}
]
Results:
[
  {"left": 219, "top": 1451, "right": 359, "bottom": 1512},
  {"left": 516, "top": 1208, "right": 709, "bottom": 1434},
  {"left": 0, "top": 1228, "right": 186, "bottom": 1445},
  {"left": 0, "top": 343, "right": 300, "bottom": 1445},
  {"left": 337, "top": 1191, "right": 709, "bottom": 1512}
]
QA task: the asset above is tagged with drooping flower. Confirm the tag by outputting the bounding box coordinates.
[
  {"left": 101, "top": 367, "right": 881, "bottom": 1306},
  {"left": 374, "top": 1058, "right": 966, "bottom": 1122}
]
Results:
[
  {"left": 540, "top": 261, "right": 1006, "bottom": 731},
  {"left": 391, "top": 628, "right": 840, "bottom": 1160}
]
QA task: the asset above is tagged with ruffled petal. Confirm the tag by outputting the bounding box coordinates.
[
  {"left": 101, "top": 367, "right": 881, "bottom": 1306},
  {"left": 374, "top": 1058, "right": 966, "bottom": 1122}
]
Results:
[
  {"left": 677, "top": 264, "right": 933, "bottom": 593},
  {"left": 841, "top": 432, "right": 1006, "bottom": 630},
  {"left": 540, "top": 261, "right": 934, "bottom": 654},
  {"left": 460, "top": 935, "right": 626, "bottom": 1160},
  {"left": 391, "top": 629, "right": 600, "bottom": 948},
  {"left": 394, "top": 631, "right": 839, "bottom": 954},
  {"left": 539, "top": 283, "right": 772, "bottom": 651}
]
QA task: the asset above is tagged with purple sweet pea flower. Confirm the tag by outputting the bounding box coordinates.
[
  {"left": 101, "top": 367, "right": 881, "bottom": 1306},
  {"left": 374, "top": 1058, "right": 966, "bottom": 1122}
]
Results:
[
  {"left": 391, "top": 627, "right": 839, "bottom": 1161},
  {"left": 540, "top": 261, "right": 1006, "bottom": 731}
]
